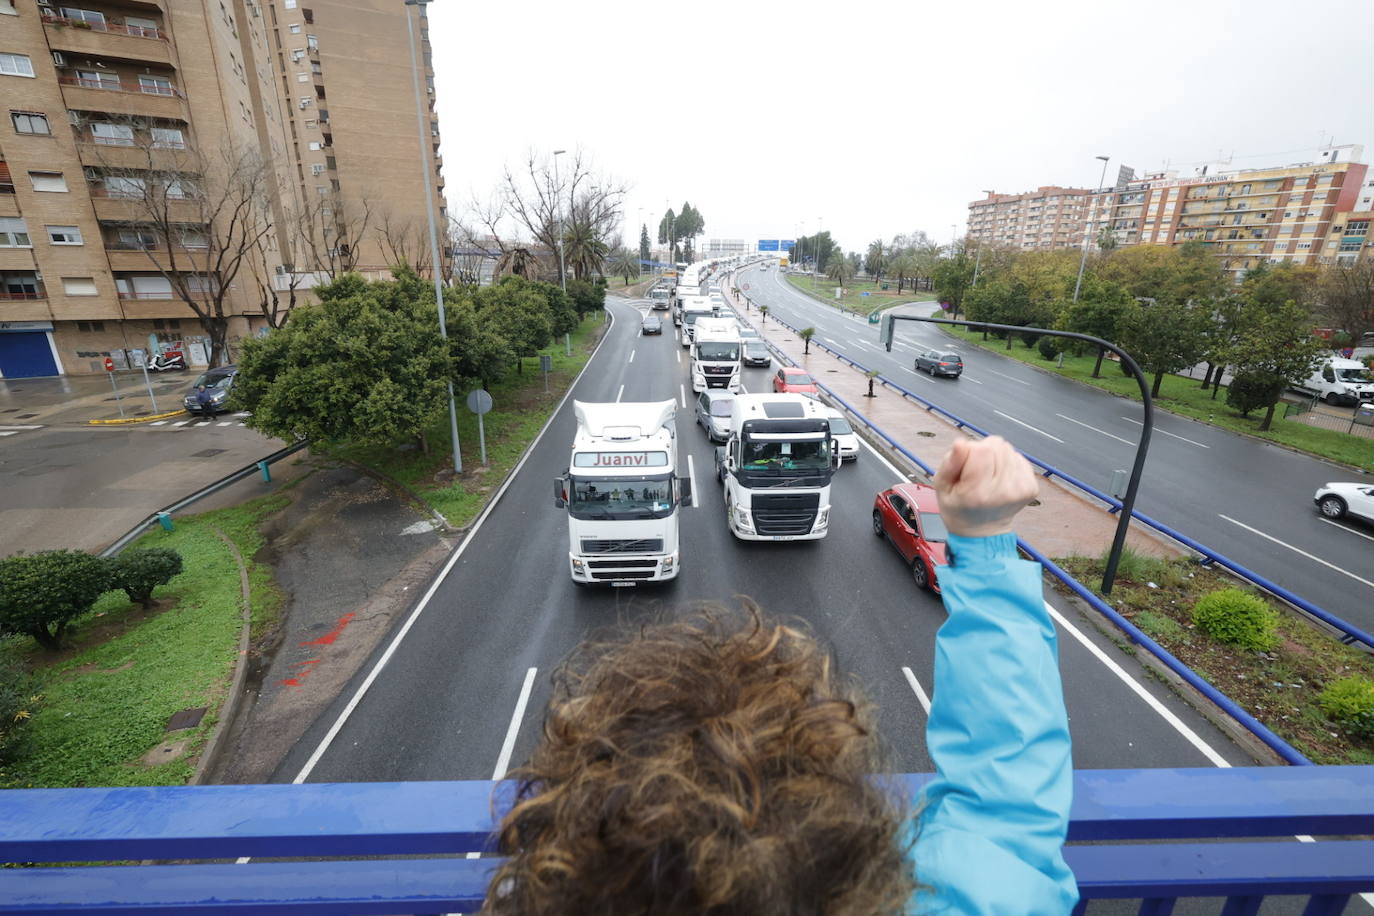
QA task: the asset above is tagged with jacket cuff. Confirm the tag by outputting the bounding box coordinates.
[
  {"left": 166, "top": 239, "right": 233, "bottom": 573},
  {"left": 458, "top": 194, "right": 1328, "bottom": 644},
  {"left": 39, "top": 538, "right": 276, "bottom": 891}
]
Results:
[{"left": 945, "top": 532, "right": 1018, "bottom": 567}]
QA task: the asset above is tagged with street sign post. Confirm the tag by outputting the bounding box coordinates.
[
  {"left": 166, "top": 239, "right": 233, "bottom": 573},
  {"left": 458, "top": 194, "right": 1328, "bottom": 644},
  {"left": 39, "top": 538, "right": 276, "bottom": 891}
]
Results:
[
  {"left": 104, "top": 357, "right": 125, "bottom": 418},
  {"left": 465, "top": 389, "right": 493, "bottom": 465},
  {"left": 540, "top": 353, "right": 553, "bottom": 393}
]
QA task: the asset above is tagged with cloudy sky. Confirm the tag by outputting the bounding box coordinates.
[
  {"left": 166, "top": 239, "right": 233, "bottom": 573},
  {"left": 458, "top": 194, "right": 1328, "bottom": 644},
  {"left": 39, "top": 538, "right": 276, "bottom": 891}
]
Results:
[{"left": 428, "top": 0, "right": 1374, "bottom": 256}]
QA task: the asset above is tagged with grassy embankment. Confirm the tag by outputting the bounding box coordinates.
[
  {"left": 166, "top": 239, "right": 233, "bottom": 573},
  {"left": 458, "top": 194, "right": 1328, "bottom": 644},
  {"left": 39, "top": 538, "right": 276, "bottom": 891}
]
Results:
[
  {"left": 783, "top": 273, "right": 936, "bottom": 316},
  {"left": 940, "top": 324, "right": 1373, "bottom": 472},
  {"left": 1057, "top": 550, "right": 1374, "bottom": 765}
]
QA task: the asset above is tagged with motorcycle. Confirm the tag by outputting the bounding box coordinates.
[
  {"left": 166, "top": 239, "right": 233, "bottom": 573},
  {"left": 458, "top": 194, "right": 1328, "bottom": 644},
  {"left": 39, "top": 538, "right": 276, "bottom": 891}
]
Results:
[{"left": 147, "top": 350, "right": 186, "bottom": 372}]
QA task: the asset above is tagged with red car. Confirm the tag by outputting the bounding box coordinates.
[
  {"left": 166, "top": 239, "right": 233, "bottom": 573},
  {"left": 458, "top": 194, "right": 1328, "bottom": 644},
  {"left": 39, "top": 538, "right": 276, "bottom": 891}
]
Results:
[
  {"left": 872, "top": 482, "right": 950, "bottom": 592},
  {"left": 772, "top": 367, "right": 819, "bottom": 396}
]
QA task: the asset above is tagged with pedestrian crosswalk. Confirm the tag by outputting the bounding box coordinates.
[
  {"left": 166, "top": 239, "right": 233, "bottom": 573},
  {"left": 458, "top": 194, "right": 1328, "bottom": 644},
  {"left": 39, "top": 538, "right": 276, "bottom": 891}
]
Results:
[
  {"left": 0, "top": 424, "right": 43, "bottom": 438},
  {"left": 148, "top": 412, "right": 251, "bottom": 430}
]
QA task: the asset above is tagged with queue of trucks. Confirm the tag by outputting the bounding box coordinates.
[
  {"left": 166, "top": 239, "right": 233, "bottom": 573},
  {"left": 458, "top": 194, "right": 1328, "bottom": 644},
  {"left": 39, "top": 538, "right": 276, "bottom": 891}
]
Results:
[{"left": 553, "top": 255, "right": 843, "bottom": 584}]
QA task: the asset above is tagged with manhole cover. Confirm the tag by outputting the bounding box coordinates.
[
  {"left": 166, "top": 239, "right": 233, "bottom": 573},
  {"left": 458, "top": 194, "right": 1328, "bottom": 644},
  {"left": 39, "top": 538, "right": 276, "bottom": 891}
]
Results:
[
  {"left": 191, "top": 448, "right": 226, "bottom": 458},
  {"left": 165, "top": 707, "right": 207, "bottom": 732}
]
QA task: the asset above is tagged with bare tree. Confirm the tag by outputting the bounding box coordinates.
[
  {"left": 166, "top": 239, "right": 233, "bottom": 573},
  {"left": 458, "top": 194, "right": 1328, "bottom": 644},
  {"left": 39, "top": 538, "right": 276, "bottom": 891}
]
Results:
[
  {"left": 446, "top": 216, "right": 495, "bottom": 285},
  {"left": 375, "top": 208, "right": 432, "bottom": 276},
  {"left": 1318, "top": 260, "right": 1374, "bottom": 344},
  {"left": 500, "top": 150, "right": 625, "bottom": 286},
  {"left": 297, "top": 192, "right": 372, "bottom": 279}
]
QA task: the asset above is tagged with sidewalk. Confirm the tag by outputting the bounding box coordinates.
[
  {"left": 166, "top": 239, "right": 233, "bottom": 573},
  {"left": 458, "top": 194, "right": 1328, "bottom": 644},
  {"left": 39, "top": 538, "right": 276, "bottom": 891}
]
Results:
[
  {"left": 0, "top": 369, "right": 192, "bottom": 426},
  {"left": 730, "top": 290, "right": 1178, "bottom": 561}
]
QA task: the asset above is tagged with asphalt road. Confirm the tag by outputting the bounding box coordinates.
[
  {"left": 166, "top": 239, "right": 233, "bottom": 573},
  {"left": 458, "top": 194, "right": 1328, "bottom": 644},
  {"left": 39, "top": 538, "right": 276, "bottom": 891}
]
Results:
[
  {"left": 740, "top": 265, "right": 1374, "bottom": 636},
  {"left": 278, "top": 293, "right": 1259, "bottom": 799}
]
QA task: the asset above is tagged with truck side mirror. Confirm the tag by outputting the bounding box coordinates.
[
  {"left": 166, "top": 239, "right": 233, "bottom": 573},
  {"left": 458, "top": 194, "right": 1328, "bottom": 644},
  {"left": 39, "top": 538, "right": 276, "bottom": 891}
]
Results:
[
  {"left": 553, "top": 476, "right": 567, "bottom": 508},
  {"left": 833, "top": 439, "right": 842, "bottom": 469},
  {"left": 679, "top": 477, "right": 692, "bottom": 508}
]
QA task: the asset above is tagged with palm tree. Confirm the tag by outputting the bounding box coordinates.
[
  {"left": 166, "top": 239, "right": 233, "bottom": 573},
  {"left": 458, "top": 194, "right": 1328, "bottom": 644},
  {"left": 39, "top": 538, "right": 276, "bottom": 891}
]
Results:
[
  {"left": 889, "top": 253, "right": 919, "bottom": 293},
  {"left": 827, "top": 255, "right": 855, "bottom": 288},
  {"left": 494, "top": 246, "right": 542, "bottom": 281},
  {"left": 562, "top": 218, "right": 609, "bottom": 280},
  {"left": 800, "top": 327, "right": 816, "bottom": 354},
  {"left": 608, "top": 247, "right": 639, "bottom": 286}
]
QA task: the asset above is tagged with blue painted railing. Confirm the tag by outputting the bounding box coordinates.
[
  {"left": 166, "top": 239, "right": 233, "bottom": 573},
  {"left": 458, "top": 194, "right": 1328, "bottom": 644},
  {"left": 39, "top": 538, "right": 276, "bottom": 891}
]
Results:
[
  {"left": 3, "top": 768, "right": 1372, "bottom": 912},
  {"left": 757, "top": 305, "right": 1374, "bottom": 653}
]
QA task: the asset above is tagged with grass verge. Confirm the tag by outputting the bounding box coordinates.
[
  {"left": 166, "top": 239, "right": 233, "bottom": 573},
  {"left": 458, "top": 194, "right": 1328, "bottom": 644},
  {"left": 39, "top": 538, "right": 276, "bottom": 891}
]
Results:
[
  {"left": 1057, "top": 549, "right": 1374, "bottom": 765},
  {"left": 783, "top": 272, "right": 935, "bottom": 315},
  {"left": 0, "top": 494, "right": 287, "bottom": 788},
  {"left": 940, "top": 325, "right": 1374, "bottom": 472},
  {"left": 335, "top": 312, "right": 607, "bottom": 525}
]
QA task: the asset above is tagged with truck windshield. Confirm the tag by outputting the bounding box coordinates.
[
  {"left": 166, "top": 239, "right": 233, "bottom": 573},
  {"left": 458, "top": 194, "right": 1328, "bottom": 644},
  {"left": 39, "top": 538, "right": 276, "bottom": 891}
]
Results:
[
  {"left": 684, "top": 312, "right": 708, "bottom": 326},
  {"left": 1336, "top": 367, "right": 1373, "bottom": 383},
  {"left": 697, "top": 342, "right": 739, "bottom": 360},
  {"left": 740, "top": 437, "right": 832, "bottom": 475},
  {"left": 569, "top": 474, "right": 675, "bottom": 520}
]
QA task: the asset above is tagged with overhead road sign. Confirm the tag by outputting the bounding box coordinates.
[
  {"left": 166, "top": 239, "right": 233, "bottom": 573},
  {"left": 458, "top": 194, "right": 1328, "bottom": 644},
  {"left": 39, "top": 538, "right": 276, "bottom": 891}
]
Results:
[
  {"left": 757, "top": 240, "right": 780, "bottom": 251},
  {"left": 780, "top": 240, "right": 795, "bottom": 250}
]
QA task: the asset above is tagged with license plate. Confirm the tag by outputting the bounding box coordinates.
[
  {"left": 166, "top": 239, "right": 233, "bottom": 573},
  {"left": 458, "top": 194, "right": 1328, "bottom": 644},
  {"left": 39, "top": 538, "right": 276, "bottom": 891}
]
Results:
[{"left": 610, "top": 581, "right": 635, "bottom": 588}]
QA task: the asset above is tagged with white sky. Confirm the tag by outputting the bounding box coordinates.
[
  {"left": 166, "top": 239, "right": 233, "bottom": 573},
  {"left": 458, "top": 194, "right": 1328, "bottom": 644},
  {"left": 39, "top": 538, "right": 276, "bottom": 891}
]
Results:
[{"left": 428, "top": 0, "right": 1374, "bottom": 255}]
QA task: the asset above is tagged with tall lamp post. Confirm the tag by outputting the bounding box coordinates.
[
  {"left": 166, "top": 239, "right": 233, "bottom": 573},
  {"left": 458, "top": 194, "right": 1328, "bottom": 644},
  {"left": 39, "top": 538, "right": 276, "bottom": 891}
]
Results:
[
  {"left": 552, "top": 149, "right": 567, "bottom": 292},
  {"left": 1073, "top": 155, "right": 1111, "bottom": 303},
  {"left": 403, "top": 0, "right": 460, "bottom": 474}
]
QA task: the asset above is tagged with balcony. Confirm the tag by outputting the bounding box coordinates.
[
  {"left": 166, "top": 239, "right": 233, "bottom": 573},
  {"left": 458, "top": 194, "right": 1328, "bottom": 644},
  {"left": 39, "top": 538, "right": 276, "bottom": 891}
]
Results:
[
  {"left": 57, "top": 76, "right": 186, "bottom": 120},
  {"left": 0, "top": 248, "right": 37, "bottom": 271},
  {"left": 0, "top": 281, "right": 45, "bottom": 301},
  {"left": 44, "top": 15, "right": 172, "bottom": 65},
  {"left": 105, "top": 243, "right": 208, "bottom": 272},
  {"left": 89, "top": 188, "right": 202, "bottom": 223},
  {"left": 1, "top": 767, "right": 1372, "bottom": 912},
  {"left": 76, "top": 140, "right": 188, "bottom": 171}
]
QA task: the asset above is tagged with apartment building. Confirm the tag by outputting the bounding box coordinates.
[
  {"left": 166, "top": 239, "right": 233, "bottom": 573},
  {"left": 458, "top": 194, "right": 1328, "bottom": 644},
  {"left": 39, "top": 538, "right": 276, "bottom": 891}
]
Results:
[
  {"left": 966, "top": 186, "right": 1090, "bottom": 251},
  {"left": 0, "top": 0, "right": 444, "bottom": 378}
]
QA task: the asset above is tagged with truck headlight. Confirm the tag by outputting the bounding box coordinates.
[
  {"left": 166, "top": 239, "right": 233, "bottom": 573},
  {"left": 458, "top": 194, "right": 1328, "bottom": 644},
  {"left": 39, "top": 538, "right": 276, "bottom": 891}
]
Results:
[
  {"left": 815, "top": 508, "right": 830, "bottom": 530},
  {"left": 661, "top": 555, "right": 674, "bottom": 571},
  {"left": 734, "top": 506, "right": 753, "bottom": 531},
  {"left": 571, "top": 558, "right": 584, "bottom": 571}
]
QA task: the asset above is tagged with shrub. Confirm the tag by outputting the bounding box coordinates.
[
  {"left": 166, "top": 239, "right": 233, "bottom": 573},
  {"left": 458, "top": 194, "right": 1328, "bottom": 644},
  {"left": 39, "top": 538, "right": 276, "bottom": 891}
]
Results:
[
  {"left": 1191, "top": 588, "right": 1278, "bottom": 650},
  {"left": 0, "top": 550, "right": 113, "bottom": 650},
  {"left": 1319, "top": 677, "right": 1374, "bottom": 740},
  {"left": 1135, "top": 610, "right": 1184, "bottom": 643},
  {"left": 1225, "top": 370, "right": 1284, "bottom": 418},
  {"left": 0, "top": 659, "right": 40, "bottom": 764},
  {"left": 1037, "top": 335, "right": 1062, "bottom": 360},
  {"left": 110, "top": 547, "right": 184, "bottom": 608}
]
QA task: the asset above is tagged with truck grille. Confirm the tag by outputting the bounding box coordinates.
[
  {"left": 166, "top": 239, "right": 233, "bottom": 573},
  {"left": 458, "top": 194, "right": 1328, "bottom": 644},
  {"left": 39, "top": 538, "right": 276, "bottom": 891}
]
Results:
[
  {"left": 581, "top": 538, "right": 664, "bottom": 554},
  {"left": 750, "top": 492, "right": 820, "bottom": 537},
  {"left": 590, "top": 570, "right": 657, "bottom": 580},
  {"left": 587, "top": 559, "right": 659, "bottom": 569},
  {"left": 703, "top": 365, "right": 732, "bottom": 375}
]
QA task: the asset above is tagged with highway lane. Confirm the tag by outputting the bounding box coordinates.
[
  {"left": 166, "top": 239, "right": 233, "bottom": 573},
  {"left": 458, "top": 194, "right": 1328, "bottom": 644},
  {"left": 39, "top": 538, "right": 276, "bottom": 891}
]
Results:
[
  {"left": 271, "top": 291, "right": 1257, "bottom": 794},
  {"left": 741, "top": 264, "right": 1374, "bottom": 634}
]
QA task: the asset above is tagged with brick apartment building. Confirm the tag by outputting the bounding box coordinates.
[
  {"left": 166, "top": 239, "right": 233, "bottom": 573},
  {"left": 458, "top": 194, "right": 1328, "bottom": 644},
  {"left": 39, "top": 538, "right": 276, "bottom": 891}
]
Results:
[
  {"left": 0, "top": 0, "right": 444, "bottom": 377},
  {"left": 966, "top": 186, "right": 1090, "bottom": 250}
]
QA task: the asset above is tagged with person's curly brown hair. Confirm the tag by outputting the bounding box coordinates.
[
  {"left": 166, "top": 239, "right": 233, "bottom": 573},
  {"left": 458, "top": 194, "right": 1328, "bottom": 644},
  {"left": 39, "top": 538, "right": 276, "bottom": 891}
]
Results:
[{"left": 483, "top": 602, "right": 913, "bottom": 915}]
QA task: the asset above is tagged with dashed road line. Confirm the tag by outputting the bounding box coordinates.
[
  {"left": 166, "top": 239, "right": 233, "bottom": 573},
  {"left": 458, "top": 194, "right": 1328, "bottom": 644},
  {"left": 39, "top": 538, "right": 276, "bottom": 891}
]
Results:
[
  {"left": 987, "top": 368, "right": 1031, "bottom": 386},
  {"left": 901, "top": 666, "right": 932, "bottom": 715},
  {"left": 1219, "top": 514, "right": 1374, "bottom": 591},
  {"left": 1319, "top": 518, "right": 1374, "bottom": 544},
  {"left": 1056, "top": 413, "right": 1133, "bottom": 445},
  {"left": 1120, "top": 416, "right": 1209, "bottom": 448},
  {"left": 994, "top": 410, "right": 1064, "bottom": 443}
]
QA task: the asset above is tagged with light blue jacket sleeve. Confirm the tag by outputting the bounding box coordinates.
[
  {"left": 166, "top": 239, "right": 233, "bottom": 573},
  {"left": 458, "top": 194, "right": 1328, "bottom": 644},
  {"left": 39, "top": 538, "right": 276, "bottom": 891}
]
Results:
[{"left": 908, "top": 533, "right": 1077, "bottom": 915}]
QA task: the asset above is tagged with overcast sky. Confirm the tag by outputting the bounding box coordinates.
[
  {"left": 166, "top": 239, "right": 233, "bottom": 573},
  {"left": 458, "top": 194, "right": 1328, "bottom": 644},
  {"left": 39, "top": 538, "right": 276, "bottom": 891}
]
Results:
[{"left": 428, "top": 0, "right": 1374, "bottom": 256}]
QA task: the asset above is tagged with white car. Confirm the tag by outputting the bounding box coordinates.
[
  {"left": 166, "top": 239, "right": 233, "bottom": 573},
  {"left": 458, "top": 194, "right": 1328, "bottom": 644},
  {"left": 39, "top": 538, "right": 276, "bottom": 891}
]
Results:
[
  {"left": 823, "top": 407, "right": 860, "bottom": 463},
  {"left": 1314, "top": 482, "right": 1374, "bottom": 524}
]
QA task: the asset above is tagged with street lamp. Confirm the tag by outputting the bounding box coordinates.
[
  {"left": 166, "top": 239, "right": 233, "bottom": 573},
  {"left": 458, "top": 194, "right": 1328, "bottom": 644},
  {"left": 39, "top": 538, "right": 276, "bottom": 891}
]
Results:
[
  {"left": 403, "top": 0, "right": 461, "bottom": 474},
  {"left": 552, "top": 149, "right": 567, "bottom": 293},
  {"left": 1073, "top": 155, "right": 1111, "bottom": 303}
]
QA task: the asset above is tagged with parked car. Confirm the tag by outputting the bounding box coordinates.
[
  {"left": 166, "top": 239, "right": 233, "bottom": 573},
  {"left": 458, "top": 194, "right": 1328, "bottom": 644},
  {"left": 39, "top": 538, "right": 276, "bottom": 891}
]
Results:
[
  {"left": 695, "top": 389, "right": 734, "bottom": 442},
  {"left": 772, "top": 367, "right": 818, "bottom": 396},
  {"left": 823, "top": 408, "right": 859, "bottom": 462},
  {"left": 743, "top": 339, "right": 771, "bottom": 368},
  {"left": 641, "top": 314, "right": 663, "bottom": 335},
  {"left": 914, "top": 349, "right": 964, "bottom": 378},
  {"left": 1314, "top": 482, "right": 1374, "bottom": 525},
  {"left": 872, "top": 482, "right": 950, "bottom": 591},
  {"left": 183, "top": 366, "right": 238, "bottom": 416}
]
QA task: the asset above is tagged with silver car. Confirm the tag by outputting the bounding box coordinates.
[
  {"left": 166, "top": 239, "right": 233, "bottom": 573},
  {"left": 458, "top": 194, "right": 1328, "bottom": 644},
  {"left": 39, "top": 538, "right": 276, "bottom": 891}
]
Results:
[{"left": 695, "top": 389, "right": 734, "bottom": 442}]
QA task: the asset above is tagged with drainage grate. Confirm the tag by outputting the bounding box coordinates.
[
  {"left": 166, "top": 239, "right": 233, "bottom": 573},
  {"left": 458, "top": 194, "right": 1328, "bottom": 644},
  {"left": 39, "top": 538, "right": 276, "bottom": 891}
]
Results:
[
  {"left": 191, "top": 448, "right": 226, "bottom": 458},
  {"left": 165, "top": 707, "right": 207, "bottom": 732}
]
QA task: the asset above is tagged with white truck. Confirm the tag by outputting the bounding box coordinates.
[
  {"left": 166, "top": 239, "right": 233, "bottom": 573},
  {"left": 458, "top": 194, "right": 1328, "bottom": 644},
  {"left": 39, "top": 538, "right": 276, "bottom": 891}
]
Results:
[
  {"left": 679, "top": 296, "right": 714, "bottom": 347},
  {"left": 555, "top": 400, "right": 691, "bottom": 586},
  {"left": 672, "top": 283, "right": 700, "bottom": 326},
  {"left": 690, "top": 316, "right": 742, "bottom": 393},
  {"left": 1294, "top": 357, "right": 1374, "bottom": 406},
  {"left": 715, "top": 393, "right": 839, "bottom": 541}
]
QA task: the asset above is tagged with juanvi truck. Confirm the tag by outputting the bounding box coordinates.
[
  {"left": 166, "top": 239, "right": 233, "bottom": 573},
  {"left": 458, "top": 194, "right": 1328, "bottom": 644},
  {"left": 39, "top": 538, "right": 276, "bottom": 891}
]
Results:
[
  {"left": 715, "top": 393, "right": 839, "bottom": 541},
  {"left": 555, "top": 400, "right": 691, "bottom": 585},
  {"left": 690, "top": 316, "right": 742, "bottom": 392}
]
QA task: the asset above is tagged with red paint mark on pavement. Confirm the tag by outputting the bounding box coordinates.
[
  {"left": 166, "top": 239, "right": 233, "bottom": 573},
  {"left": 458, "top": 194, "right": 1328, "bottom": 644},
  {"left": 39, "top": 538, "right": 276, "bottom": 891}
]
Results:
[
  {"left": 300, "top": 612, "right": 356, "bottom": 647},
  {"left": 281, "top": 678, "right": 302, "bottom": 687}
]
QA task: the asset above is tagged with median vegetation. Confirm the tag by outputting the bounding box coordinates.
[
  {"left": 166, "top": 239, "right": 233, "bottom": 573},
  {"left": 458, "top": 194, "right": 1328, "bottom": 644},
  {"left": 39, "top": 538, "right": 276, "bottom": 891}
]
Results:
[{"left": 1057, "top": 550, "right": 1374, "bottom": 765}]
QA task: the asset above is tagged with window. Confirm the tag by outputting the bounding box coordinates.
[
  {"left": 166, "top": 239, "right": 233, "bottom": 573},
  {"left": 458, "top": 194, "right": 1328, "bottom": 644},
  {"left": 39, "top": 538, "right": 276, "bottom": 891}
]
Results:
[
  {"left": 310, "top": 163, "right": 324, "bottom": 175},
  {"left": 59, "top": 7, "right": 106, "bottom": 26},
  {"left": 62, "top": 277, "right": 98, "bottom": 296},
  {"left": 11, "top": 111, "right": 50, "bottom": 134},
  {"left": 298, "top": 97, "right": 312, "bottom": 108},
  {"left": 90, "top": 122, "right": 135, "bottom": 145},
  {"left": 139, "top": 75, "right": 175, "bottom": 96},
  {"left": 165, "top": 178, "right": 194, "bottom": 199},
  {"left": 288, "top": 22, "right": 301, "bottom": 32},
  {"left": 178, "top": 229, "right": 207, "bottom": 248},
  {"left": 297, "top": 72, "right": 309, "bottom": 82},
  {"left": 284, "top": 0, "right": 297, "bottom": 7},
  {"left": 47, "top": 225, "right": 83, "bottom": 244},
  {"left": 103, "top": 175, "right": 146, "bottom": 197},
  {"left": 308, "top": 140, "right": 321, "bottom": 150},
  {"left": 303, "top": 118, "right": 316, "bottom": 128},
  {"left": 0, "top": 0, "right": 15, "bottom": 15},
  {"left": 75, "top": 320, "right": 106, "bottom": 332},
  {"left": 0, "top": 217, "right": 30, "bottom": 247},
  {"left": 124, "top": 16, "right": 158, "bottom": 36},
  {"left": 316, "top": 184, "right": 328, "bottom": 195},
  {"left": 30, "top": 171, "right": 68, "bottom": 192},
  {"left": 118, "top": 228, "right": 158, "bottom": 249},
  {"left": 150, "top": 127, "right": 185, "bottom": 148},
  {"left": 76, "top": 69, "right": 121, "bottom": 90},
  {"left": 0, "top": 52, "right": 35, "bottom": 79},
  {"left": 291, "top": 48, "right": 305, "bottom": 61}
]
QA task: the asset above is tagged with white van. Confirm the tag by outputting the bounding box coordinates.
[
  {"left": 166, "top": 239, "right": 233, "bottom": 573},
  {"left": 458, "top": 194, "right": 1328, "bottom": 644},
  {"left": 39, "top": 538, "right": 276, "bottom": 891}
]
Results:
[{"left": 1295, "top": 357, "right": 1374, "bottom": 406}]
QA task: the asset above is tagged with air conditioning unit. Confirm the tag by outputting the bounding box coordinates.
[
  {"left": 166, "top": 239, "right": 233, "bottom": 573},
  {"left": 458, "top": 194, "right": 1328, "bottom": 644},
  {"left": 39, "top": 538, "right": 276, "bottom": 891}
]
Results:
[{"left": 51, "top": 51, "right": 67, "bottom": 67}]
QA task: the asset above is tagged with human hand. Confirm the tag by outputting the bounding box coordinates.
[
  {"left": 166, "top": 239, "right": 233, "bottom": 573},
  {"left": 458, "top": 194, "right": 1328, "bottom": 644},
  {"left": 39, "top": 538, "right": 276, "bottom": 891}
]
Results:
[{"left": 932, "top": 436, "right": 1038, "bottom": 538}]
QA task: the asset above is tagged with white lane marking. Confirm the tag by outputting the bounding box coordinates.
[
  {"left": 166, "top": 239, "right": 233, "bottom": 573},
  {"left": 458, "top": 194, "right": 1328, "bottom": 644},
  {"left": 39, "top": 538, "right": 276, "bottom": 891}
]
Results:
[
  {"left": 901, "top": 666, "right": 932, "bottom": 715},
  {"left": 824, "top": 337, "right": 837, "bottom": 344},
  {"left": 906, "top": 366, "right": 933, "bottom": 382},
  {"left": 687, "top": 454, "right": 698, "bottom": 509},
  {"left": 218, "top": 421, "right": 233, "bottom": 427},
  {"left": 629, "top": 350, "right": 635, "bottom": 364},
  {"left": 1319, "top": 518, "right": 1374, "bottom": 544},
  {"left": 1056, "top": 413, "right": 1134, "bottom": 445},
  {"left": 1043, "top": 600, "right": 1230, "bottom": 768},
  {"left": 0, "top": 431, "right": 15, "bottom": 437},
  {"left": 676, "top": 347, "right": 681, "bottom": 364},
  {"left": 173, "top": 420, "right": 191, "bottom": 427},
  {"left": 615, "top": 384, "right": 625, "bottom": 402},
  {"left": 465, "top": 665, "right": 539, "bottom": 861},
  {"left": 988, "top": 368, "right": 1032, "bottom": 386},
  {"left": 0, "top": 425, "right": 42, "bottom": 430},
  {"left": 994, "top": 410, "right": 1065, "bottom": 443},
  {"left": 680, "top": 384, "right": 687, "bottom": 409},
  {"left": 288, "top": 301, "right": 621, "bottom": 786},
  {"left": 1120, "top": 416, "right": 1210, "bottom": 448},
  {"left": 1219, "top": 514, "right": 1374, "bottom": 591},
  {"left": 150, "top": 420, "right": 169, "bottom": 426}
]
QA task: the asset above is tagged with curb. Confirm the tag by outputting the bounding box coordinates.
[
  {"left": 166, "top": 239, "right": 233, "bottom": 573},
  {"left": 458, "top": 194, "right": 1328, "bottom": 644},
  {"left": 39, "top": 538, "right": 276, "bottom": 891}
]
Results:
[
  {"left": 193, "top": 524, "right": 254, "bottom": 785},
  {"left": 89, "top": 408, "right": 188, "bottom": 426}
]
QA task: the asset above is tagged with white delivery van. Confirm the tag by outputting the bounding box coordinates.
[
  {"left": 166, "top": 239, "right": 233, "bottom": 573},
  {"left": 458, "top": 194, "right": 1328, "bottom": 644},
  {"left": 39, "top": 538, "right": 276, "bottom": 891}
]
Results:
[{"left": 1294, "top": 357, "right": 1374, "bottom": 406}]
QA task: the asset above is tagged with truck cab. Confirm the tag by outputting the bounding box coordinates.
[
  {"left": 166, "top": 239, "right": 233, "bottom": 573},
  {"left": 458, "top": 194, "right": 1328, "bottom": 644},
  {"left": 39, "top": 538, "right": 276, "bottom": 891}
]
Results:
[
  {"left": 555, "top": 401, "right": 691, "bottom": 586},
  {"left": 690, "top": 316, "right": 742, "bottom": 393},
  {"left": 680, "top": 297, "right": 714, "bottom": 347},
  {"left": 715, "top": 393, "right": 839, "bottom": 541}
]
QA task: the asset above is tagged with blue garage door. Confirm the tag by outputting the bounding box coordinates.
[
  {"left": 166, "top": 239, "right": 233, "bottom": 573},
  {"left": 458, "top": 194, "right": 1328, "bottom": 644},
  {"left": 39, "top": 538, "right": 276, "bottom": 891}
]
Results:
[{"left": 0, "top": 331, "right": 59, "bottom": 378}]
